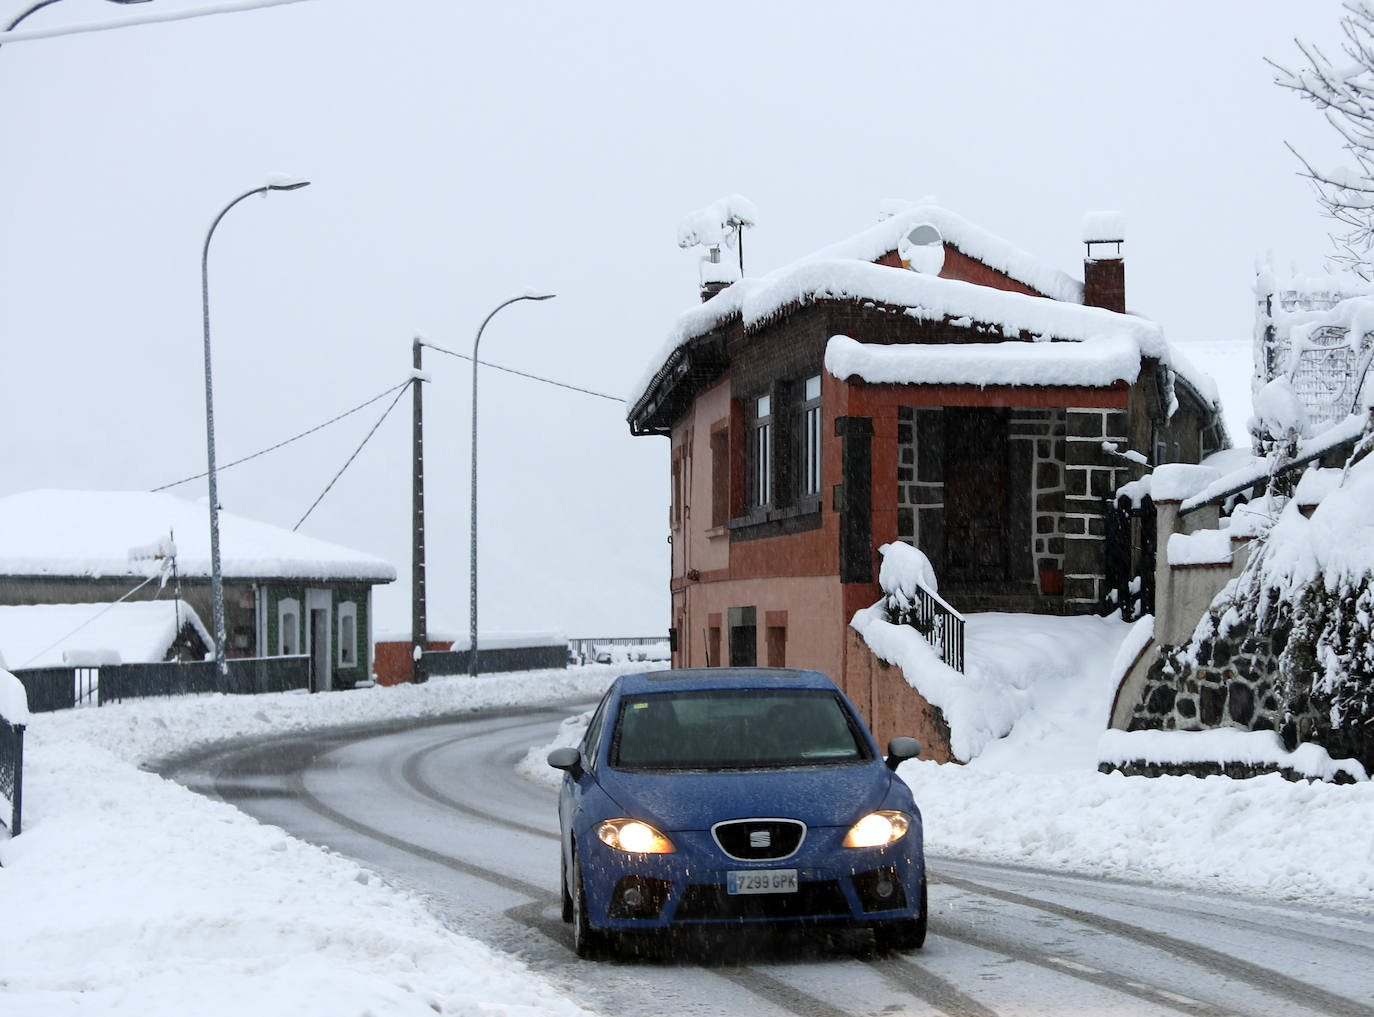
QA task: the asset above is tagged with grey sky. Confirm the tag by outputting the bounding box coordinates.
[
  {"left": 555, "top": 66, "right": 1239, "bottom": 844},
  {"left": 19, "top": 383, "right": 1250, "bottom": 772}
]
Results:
[{"left": 0, "top": 0, "right": 1347, "bottom": 637}]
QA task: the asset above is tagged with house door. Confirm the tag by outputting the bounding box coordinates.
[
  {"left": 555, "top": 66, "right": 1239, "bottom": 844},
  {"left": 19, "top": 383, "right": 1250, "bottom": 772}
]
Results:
[
  {"left": 944, "top": 407, "right": 1009, "bottom": 584},
  {"left": 306, "top": 588, "right": 332, "bottom": 692}
]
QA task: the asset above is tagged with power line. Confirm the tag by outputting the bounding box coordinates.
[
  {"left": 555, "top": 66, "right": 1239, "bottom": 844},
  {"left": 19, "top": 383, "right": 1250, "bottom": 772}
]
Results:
[
  {"left": 151, "top": 379, "right": 412, "bottom": 493},
  {"left": 0, "top": 0, "right": 313, "bottom": 45},
  {"left": 419, "top": 340, "right": 624, "bottom": 402},
  {"left": 18, "top": 570, "right": 167, "bottom": 668},
  {"left": 293, "top": 381, "right": 410, "bottom": 531}
]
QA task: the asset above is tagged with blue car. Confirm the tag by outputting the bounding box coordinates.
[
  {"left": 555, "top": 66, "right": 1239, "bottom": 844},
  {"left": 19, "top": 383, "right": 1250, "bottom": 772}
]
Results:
[{"left": 548, "top": 667, "right": 926, "bottom": 957}]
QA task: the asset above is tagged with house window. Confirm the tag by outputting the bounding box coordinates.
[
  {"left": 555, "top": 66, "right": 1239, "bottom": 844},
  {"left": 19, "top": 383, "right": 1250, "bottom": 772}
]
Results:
[
  {"left": 278, "top": 598, "right": 300, "bottom": 656},
  {"left": 1152, "top": 424, "right": 1169, "bottom": 466},
  {"left": 752, "top": 395, "right": 772, "bottom": 507},
  {"left": 799, "top": 375, "right": 822, "bottom": 497},
  {"left": 337, "top": 602, "right": 357, "bottom": 668}
]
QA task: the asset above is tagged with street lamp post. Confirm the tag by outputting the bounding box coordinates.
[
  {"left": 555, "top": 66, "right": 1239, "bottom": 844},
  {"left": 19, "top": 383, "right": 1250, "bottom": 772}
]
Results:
[
  {"left": 469, "top": 292, "right": 555, "bottom": 677},
  {"left": 202, "top": 177, "right": 310, "bottom": 676},
  {"left": 4, "top": 0, "right": 151, "bottom": 34}
]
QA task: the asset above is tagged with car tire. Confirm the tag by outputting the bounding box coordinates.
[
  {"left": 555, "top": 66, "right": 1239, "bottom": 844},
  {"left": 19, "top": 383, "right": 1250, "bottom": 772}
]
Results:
[
  {"left": 875, "top": 876, "right": 927, "bottom": 952},
  {"left": 571, "top": 843, "right": 615, "bottom": 959},
  {"left": 560, "top": 851, "right": 574, "bottom": 924}
]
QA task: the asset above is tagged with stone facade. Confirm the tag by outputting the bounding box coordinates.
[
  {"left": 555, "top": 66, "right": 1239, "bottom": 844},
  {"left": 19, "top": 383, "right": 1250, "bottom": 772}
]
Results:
[{"left": 1064, "top": 407, "right": 1132, "bottom": 610}]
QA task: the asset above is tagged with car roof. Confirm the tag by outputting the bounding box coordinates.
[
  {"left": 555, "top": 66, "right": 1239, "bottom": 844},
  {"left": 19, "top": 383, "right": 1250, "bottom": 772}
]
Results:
[{"left": 613, "top": 667, "right": 840, "bottom": 695}]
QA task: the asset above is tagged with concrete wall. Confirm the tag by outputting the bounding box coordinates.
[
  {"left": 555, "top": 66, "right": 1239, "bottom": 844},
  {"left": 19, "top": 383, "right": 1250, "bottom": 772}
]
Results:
[{"left": 841, "top": 627, "right": 955, "bottom": 763}]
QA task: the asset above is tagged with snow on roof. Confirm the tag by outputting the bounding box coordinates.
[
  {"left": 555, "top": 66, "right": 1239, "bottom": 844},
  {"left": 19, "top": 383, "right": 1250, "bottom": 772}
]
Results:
[
  {"left": 826, "top": 333, "right": 1144, "bottom": 389},
  {"left": 805, "top": 203, "right": 1085, "bottom": 303},
  {"left": 631, "top": 203, "right": 1094, "bottom": 408},
  {"left": 0, "top": 600, "right": 211, "bottom": 670},
  {"left": 0, "top": 490, "right": 396, "bottom": 583},
  {"left": 627, "top": 203, "right": 1227, "bottom": 418}
]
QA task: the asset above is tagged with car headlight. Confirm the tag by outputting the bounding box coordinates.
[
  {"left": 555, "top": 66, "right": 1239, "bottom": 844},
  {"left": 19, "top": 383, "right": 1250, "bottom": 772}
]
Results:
[
  {"left": 843, "top": 810, "right": 911, "bottom": 848},
  {"left": 596, "top": 818, "right": 676, "bottom": 854}
]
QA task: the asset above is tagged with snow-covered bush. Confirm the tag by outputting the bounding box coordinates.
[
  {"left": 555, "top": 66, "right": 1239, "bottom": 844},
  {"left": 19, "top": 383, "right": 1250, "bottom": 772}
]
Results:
[
  {"left": 877, "top": 541, "right": 941, "bottom": 629},
  {"left": 1160, "top": 429, "right": 1374, "bottom": 772}
]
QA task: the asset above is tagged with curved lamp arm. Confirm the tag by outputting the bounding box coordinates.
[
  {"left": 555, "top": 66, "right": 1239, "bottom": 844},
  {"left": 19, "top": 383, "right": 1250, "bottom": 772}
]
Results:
[{"left": 6, "top": 0, "right": 151, "bottom": 33}]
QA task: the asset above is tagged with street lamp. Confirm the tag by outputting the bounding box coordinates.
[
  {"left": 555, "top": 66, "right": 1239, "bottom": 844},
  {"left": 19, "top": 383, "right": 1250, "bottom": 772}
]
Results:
[
  {"left": 202, "top": 176, "right": 310, "bottom": 675},
  {"left": 5, "top": 0, "right": 152, "bottom": 34},
  {"left": 469, "top": 291, "right": 555, "bottom": 676}
]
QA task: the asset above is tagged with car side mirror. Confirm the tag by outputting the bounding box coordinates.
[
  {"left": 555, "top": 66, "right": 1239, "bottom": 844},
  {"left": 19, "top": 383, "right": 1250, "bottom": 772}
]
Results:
[
  {"left": 885, "top": 736, "right": 923, "bottom": 771},
  {"left": 547, "top": 746, "right": 584, "bottom": 778}
]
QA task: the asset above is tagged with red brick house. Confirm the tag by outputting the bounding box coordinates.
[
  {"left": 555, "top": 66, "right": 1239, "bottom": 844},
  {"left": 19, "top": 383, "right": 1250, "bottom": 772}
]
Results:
[{"left": 628, "top": 203, "right": 1226, "bottom": 683}]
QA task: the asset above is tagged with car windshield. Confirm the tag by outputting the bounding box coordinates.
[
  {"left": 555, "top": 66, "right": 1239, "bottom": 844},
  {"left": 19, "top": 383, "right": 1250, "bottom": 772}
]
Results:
[{"left": 609, "top": 688, "right": 869, "bottom": 771}]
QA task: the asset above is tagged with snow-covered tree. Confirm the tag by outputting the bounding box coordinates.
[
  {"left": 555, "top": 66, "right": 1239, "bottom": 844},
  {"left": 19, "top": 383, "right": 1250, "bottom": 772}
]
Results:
[{"left": 1273, "top": 2, "right": 1374, "bottom": 278}]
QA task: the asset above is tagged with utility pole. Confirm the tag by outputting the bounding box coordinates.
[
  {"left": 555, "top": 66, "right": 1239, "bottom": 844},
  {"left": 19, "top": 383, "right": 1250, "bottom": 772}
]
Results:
[{"left": 411, "top": 338, "right": 428, "bottom": 683}]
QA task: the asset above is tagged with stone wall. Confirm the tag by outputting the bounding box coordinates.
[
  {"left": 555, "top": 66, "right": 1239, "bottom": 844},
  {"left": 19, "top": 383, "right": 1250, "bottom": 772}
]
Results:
[
  {"left": 1124, "top": 613, "right": 1330, "bottom": 755},
  {"left": 1098, "top": 758, "right": 1361, "bottom": 783}
]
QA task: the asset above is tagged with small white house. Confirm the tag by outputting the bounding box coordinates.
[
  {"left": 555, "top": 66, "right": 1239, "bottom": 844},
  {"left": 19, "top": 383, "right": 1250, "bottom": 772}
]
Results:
[{"left": 0, "top": 490, "right": 396, "bottom": 690}]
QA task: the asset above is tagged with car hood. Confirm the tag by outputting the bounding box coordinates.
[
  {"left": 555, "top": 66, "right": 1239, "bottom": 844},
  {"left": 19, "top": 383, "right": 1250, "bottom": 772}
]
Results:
[{"left": 594, "top": 763, "right": 896, "bottom": 831}]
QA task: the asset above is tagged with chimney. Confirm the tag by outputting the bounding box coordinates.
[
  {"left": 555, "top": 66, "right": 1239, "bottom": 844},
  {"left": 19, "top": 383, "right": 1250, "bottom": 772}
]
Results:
[
  {"left": 699, "top": 246, "right": 731, "bottom": 302},
  {"left": 1082, "top": 211, "right": 1125, "bottom": 313}
]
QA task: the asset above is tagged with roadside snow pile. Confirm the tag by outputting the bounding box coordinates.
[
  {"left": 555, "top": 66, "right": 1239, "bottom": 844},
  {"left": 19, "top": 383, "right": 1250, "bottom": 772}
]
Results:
[
  {"left": 902, "top": 757, "right": 1374, "bottom": 906},
  {"left": 851, "top": 604, "right": 1127, "bottom": 765},
  {"left": 516, "top": 709, "right": 591, "bottom": 787},
  {"left": 0, "top": 667, "right": 29, "bottom": 726},
  {"left": 32, "top": 664, "right": 634, "bottom": 768},
  {"left": 0, "top": 739, "right": 596, "bottom": 1017},
  {"left": 1099, "top": 728, "right": 1367, "bottom": 782},
  {"left": 1, "top": 663, "right": 653, "bottom": 1017}
]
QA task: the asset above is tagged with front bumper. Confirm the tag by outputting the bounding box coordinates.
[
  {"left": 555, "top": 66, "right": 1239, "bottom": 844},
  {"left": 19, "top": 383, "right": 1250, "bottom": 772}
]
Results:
[{"left": 578, "top": 826, "right": 924, "bottom": 932}]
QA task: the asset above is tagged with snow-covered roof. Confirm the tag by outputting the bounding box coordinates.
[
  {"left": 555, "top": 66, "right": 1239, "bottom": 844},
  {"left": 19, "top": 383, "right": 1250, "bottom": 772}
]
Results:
[
  {"left": 0, "top": 490, "right": 396, "bottom": 583},
  {"left": 0, "top": 600, "right": 211, "bottom": 670},
  {"left": 631, "top": 203, "right": 1221, "bottom": 423},
  {"left": 805, "top": 203, "right": 1085, "bottom": 303}
]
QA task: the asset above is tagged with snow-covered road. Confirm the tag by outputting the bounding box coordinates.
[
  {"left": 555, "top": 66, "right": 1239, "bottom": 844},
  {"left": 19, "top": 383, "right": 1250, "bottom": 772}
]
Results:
[{"left": 166, "top": 704, "right": 1374, "bottom": 1017}]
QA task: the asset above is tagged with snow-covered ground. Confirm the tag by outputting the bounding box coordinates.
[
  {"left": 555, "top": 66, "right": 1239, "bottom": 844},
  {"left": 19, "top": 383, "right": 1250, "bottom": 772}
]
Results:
[{"left": 4, "top": 620, "right": 1374, "bottom": 1016}]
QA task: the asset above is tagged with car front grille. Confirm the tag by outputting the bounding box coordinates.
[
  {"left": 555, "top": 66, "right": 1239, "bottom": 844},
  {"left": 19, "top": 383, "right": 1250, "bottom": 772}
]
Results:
[
  {"left": 672, "top": 880, "right": 849, "bottom": 921},
  {"left": 711, "top": 818, "right": 806, "bottom": 860}
]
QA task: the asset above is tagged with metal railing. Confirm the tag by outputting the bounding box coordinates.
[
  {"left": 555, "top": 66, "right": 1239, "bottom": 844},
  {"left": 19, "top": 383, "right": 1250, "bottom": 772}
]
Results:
[
  {"left": 13, "top": 656, "right": 311, "bottom": 713},
  {"left": 885, "top": 585, "right": 965, "bottom": 673},
  {"left": 910, "top": 585, "right": 965, "bottom": 673},
  {"left": 1, "top": 715, "right": 22, "bottom": 838}
]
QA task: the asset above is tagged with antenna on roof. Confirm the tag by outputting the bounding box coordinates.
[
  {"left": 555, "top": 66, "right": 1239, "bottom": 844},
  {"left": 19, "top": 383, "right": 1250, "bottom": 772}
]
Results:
[{"left": 678, "top": 195, "right": 758, "bottom": 300}]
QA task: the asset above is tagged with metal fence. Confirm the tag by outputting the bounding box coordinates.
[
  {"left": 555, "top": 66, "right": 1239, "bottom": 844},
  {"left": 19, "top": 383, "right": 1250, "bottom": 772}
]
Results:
[
  {"left": 569, "top": 636, "right": 670, "bottom": 664},
  {"left": 423, "top": 644, "right": 568, "bottom": 677},
  {"left": 13, "top": 656, "right": 311, "bottom": 713},
  {"left": 1, "top": 715, "right": 22, "bottom": 838}
]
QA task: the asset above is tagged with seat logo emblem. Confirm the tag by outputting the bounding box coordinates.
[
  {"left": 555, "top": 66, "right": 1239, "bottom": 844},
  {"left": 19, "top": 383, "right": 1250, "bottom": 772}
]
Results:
[{"left": 750, "top": 830, "right": 771, "bottom": 848}]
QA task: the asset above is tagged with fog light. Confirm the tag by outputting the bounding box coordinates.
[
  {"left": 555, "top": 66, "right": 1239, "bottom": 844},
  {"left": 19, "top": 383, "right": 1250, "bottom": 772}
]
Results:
[
  {"left": 621, "top": 886, "right": 644, "bottom": 908},
  {"left": 874, "top": 877, "right": 896, "bottom": 899}
]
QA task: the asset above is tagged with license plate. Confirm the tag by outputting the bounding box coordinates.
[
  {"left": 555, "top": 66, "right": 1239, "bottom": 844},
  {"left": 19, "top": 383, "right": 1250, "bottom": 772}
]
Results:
[{"left": 727, "top": 869, "right": 798, "bottom": 895}]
